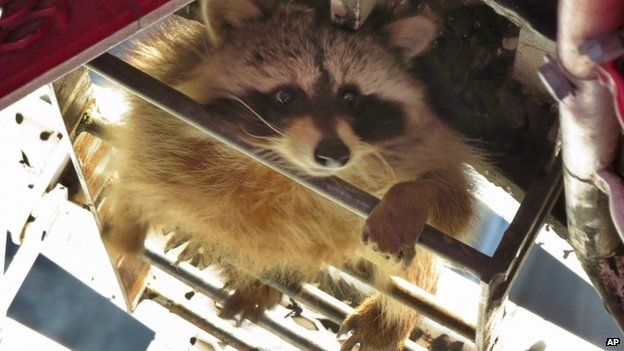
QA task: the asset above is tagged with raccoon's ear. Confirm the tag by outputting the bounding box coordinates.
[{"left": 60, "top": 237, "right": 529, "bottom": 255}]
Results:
[
  {"left": 384, "top": 16, "right": 437, "bottom": 61},
  {"left": 201, "top": 0, "right": 263, "bottom": 45}
]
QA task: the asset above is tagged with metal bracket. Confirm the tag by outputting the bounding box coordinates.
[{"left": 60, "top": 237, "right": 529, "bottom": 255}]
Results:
[
  {"left": 538, "top": 55, "right": 575, "bottom": 102},
  {"left": 579, "top": 30, "right": 624, "bottom": 65}
]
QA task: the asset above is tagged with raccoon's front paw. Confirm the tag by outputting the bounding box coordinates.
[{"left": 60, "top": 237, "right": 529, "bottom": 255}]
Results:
[
  {"left": 218, "top": 281, "right": 282, "bottom": 325},
  {"left": 362, "top": 181, "right": 428, "bottom": 268},
  {"left": 338, "top": 299, "right": 410, "bottom": 351}
]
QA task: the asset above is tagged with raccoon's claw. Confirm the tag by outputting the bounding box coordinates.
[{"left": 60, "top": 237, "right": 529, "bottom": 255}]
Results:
[
  {"left": 338, "top": 300, "right": 407, "bottom": 351},
  {"left": 361, "top": 226, "right": 371, "bottom": 245},
  {"left": 217, "top": 282, "right": 282, "bottom": 325},
  {"left": 336, "top": 314, "right": 360, "bottom": 338},
  {"left": 338, "top": 311, "right": 363, "bottom": 351},
  {"left": 398, "top": 245, "right": 417, "bottom": 270},
  {"left": 340, "top": 334, "right": 363, "bottom": 351},
  {"left": 364, "top": 182, "right": 428, "bottom": 269}
]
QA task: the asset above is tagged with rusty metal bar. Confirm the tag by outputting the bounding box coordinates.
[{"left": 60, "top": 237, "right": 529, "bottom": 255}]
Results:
[
  {"left": 142, "top": 287, "right": 268, "bottom": 351},
  {"left": 84, "top": 52, "right": 492, "bottom": 278},
  {"left": 143, "top": 249, "right": 331, "bottom": 351},
  {"left": 477, "top": 157, "right": 563, "bottom": 351},
  {"left": 554, "top": 0, "right": 624, "bottom": 331}
]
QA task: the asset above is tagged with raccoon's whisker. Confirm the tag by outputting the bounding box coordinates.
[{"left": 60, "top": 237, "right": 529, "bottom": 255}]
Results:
[
  {"left": 360, "top": 141, "right": 397, "bottom": 184},
  {"left": 240, "top": 127, "right": 280, "bottom": 148},
  {"left": 241, "top": 129, "right": 276, "bottom": 142},
  {"left": 216, "top": 92, "right": 285, "bottom": 136},
  {"left": 372, "top": 150, "right": 397, "bottom": 184}
]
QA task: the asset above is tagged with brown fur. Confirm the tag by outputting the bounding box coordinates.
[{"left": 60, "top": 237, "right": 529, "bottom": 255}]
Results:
[{"left": 104, "top": 1, "right": 483, "bottom": 349}]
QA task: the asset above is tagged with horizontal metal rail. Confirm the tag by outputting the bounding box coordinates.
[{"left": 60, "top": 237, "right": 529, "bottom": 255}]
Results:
[
  {"left": 259, "top": 276, "right": 352, "bottom": 325},
  {"left": 144, "top": 249, "right": 332, "bottom": 351},
  {"left": 143, "top": 287, "right": 267, "bottom": 351},
  {"left": 262, "top": 273, "right": 432, "bottom": 351},
  {"left": 144, "top": 248, "right": 427, "bottom": 351},
  {"left": 342, "top": 265, "right": 477, "bottom": 341},
  {"left": 84, "top": 53, "right": 491, "bottom": 279}
]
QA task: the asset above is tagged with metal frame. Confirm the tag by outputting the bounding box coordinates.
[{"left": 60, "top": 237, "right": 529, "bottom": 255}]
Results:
[
  {"left": 83, "top": 51, "right": 564, "bottom": 350},
  {"left": 477, "top": 157, "right": 562, "bottom": 350}
]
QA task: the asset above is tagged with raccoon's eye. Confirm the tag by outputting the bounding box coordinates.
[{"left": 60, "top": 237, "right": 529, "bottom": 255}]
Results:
[
  {"left": 275, "top": 89, "right": 295, "bottom": 105},
  {"left": 342, "top": 91, "right": 358, "bottom": 106},
  {"left": 339, "top": 87, "right": 360, "bottom": 107}
]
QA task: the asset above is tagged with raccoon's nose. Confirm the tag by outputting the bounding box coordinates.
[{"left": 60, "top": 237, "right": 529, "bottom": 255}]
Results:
[{"left": 314, "top": 138, "right": 350, "bottom": 168}]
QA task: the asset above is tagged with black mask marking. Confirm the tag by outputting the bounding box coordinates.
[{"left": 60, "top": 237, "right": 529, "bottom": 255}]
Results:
[{"left": 236, "top": 83, "right": 405, "bottom": 143}]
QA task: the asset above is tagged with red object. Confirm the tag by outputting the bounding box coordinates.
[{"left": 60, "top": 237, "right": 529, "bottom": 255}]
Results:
[
  {"left": 0, "top": 0, "right": 69, "bottom": 53},
  {"left": 600, "top": 60, "right": 624, "bottom": 129},
  {"left": 0, "top": 0, "right": 189, "bottom": 109}
]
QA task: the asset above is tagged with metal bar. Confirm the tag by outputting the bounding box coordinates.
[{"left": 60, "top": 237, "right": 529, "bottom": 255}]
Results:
[
  {"left": 142, "top": 287, "right": 267, "bottom": 351},
  {"left": 260, "top": 278, "right": 351, "bottom": 325},
  {"left": 146, "top": 248, "right": 428, "bottom": 351},
  {"left": 84, "top": 52, "right": 491, "bottom": 278},
  {"left": 489, "top": 156, "right": 564, "bottom": 280},
  {"left": 341, "top": 265, "right": 476, "bottom": 342},
  {"left": 477, "top": 157, "right": 563, "bottom": 351},
  {"left": 555, "top": 0, "right": 624, "bottom": 332},
  {"left": 143, "top": 249, "right": 331, "bottom": 351},
  {"left": 51, "top": 68, "right": 151, "bottom": 312},
  {"left": 263, "top": 276, "right": 430, "bottom": 351}
]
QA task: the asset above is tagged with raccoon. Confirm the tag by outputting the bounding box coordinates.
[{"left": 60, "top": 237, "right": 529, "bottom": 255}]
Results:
[{"left": 105, "top": 1, "right": 482, "bottom": 350}]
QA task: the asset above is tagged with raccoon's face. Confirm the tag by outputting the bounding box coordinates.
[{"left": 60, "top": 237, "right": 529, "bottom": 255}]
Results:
[{"left": 195, "top": 0, "right": 437, "bottom": 177}]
